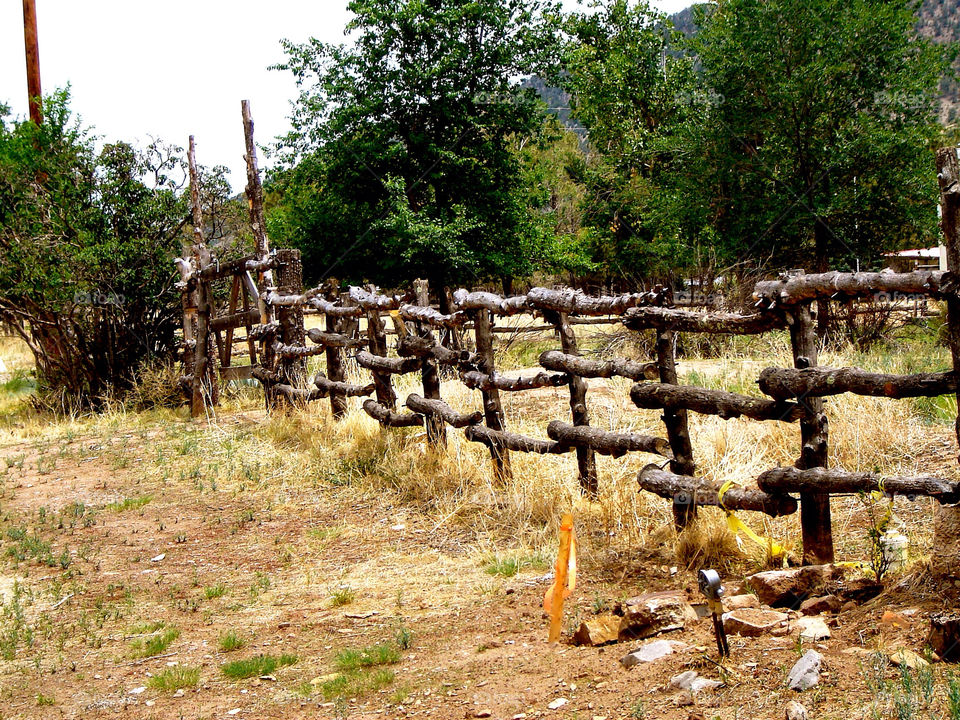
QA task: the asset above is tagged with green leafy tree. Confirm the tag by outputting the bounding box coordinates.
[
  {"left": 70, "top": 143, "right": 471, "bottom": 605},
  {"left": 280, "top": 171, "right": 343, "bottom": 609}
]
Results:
[
  {"left": 269, "top": 0, "right": 567, "bottom": 297},
  {"left": 0, "top": 91, "right": 190, "bottom": 408}
]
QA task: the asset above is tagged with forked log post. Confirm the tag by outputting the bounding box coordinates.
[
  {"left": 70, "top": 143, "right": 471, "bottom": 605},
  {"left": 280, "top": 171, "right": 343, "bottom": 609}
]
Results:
[
  {"left": 637, "top": 465, "right": 798, "bottom": 517},
  {"left": 461, "top": 370, "right": 568, "bottom": 392},
  {"left": 544, "top": 309, "right": 598, "bottom": 497},
  {"left": 188, "top": 136, "right": 218, "bottom": 417},
  {"left": 313, "top": 372, "right": 375, "bottom": 398},
  {"left": 464, "top": 425, "right": 571, "bottom": 455},
  {"left": 413, "top": 279, "right": 446, "bottom": 448},
  {"left": 362, "top": 399, "right": 424, "bottom": 428},
  {"left": 753, "top": 270, "right": 945, "bottom": 306},
  {"left": 355, "top": 351, "right": 422, "bottom": 376},
  {"left": 787, "top": 298, "right": 833, "bottom": 564},
  {"left": 933, "top": 146, "right": 960, "bottom": 580},
  {"left": 631, "top": 383, "right": 805, "bottom": 422},
  {"left": 654, "top": 328, "right": 696, "bottom": 526},
  {"left": 364, "top": 303, "right": 396, "bottom": 408},
  {"left": 758, "top": 366, "right": 957, "bottom": 400},
  {"left": 623, "top": 306, "right": 786, "bottom": 335},
  {"left": 757, "top": 466, "right": 960, "bottom": 503},
  {"left": 473, "top": 307, "right": 511, "bottom": 481},
  {"left": 323, "top": 293, "right": 348, "bottom": 419},
  {"left": 546, "top": 421, "right": 672, "bottom": 458},
  {"left": 539, "top": 350, "right": 658, "bottom": 381},
  {"left": 405, "top": 394, "right": 483, "bottom": 428},
  {"left": 527, "top": 287, "right": 665, "bottom": 316},
  {"left": 274, "top": 249, "right": 307, "bottom": 394}
]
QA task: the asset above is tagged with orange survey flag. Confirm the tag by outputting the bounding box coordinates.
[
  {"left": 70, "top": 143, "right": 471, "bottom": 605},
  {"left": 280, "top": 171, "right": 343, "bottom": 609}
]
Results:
[{"left": 543, "top": 513, "right": 577, "bottom": 643}]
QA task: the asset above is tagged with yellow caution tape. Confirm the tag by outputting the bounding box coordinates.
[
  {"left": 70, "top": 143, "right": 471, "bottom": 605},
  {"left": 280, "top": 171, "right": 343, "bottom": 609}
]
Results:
[{"left": 718, "top": 479, "right": 787, "bottom": 564}]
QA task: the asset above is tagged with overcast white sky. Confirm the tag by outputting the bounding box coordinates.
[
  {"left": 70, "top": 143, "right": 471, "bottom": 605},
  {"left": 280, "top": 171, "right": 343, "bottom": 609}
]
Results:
[{"left": 1, "top": 0, "right": 691, "bottom": 191}]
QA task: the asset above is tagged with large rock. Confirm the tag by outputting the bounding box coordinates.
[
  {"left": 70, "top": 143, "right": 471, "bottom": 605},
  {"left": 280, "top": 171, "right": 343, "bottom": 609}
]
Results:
[
  {"left": 620, "top": 639, "right": 688, "bottom": 668},
  {"left": 722, "top": 608, "right": 790, "bottom": 637},
  {"left": 794, "top": 616, "right": 831, "bottom": 641},
  {"left": 573, "top": 614, "right": 621, "bottom": 646},
  {"left": 746, "top": 565, "right": 846, "bottom": 608},
  {"left": 723, "top": 594, "right": 761, "bottom": 611},
  {"left": 787, "top": 650, "right": 823, "bottom": 691},
  {"left": 619, "top": 591, "right": 698, "bottom": 640},
  {"left": 929, "top": 613, "right": 960, "bottom": 662},
  {"left": 799, "top": 594, "right": 841, "bottom": 615}
]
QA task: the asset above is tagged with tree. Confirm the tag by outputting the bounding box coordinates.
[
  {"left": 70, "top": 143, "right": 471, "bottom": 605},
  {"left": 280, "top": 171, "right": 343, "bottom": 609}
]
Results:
[
  {"left": 269, "top": 0, "right": 567, "bottom": 297},
  {"left": 688, "top": 0, "right": 955, "bottom": 302},
  {"left": 0, "top": 91, "right": 190, "bottom": 409}
]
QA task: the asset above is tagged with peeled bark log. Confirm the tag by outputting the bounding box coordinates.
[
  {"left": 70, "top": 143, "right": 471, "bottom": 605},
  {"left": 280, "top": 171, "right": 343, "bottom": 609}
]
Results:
[
  {"left": 546, "top": 421, "right": 672, "bottom": 458},
  {"left": 753, "top": 270, "right": 946, "bottom": 306},
  {"left": 308, "top": 297, "right": 364, "bottom": 318},
  {"left": 452, "top": 289, "right": 530, "bottom": 315},
  {"left": 461, "top": 370, "right": 569, "bottom": 392},
  {"left": 526, "top": 287, "right": 665, "bottom": 316},
  {"left": 396, "top": 335, "right": 475, "bottom": 365},
  {"left": 312, "top": 372, "right": 375, "bottom": 398},
  {"left": 355, "top": 350, "right": 422, "bottom": 375},
  {"left": 538, "top": 350, "right": 658, "bottom": 381},
  {"left": 756, "top": 466, "right": 960, "bottom": 503},
  {"left": 405, "top": 394, "right": 483, "bottom": 428},
  {"left": 758, "top": 365, "right": 957, "bottom": 400},
  {"left": 348, "top": 286, "right": 403, "bottom": 311},
  {"left": 275, "top": 342, "right": 326, "bottom": 359},
  {"left": 637, "top": 465, "right": 798, "bottom": 517},
  {"left": 631, "top": 383, "right": 805, "bottom": 422},
  {"left": 398, "top": 304, "right": 468, "bottom": 328},
  {"left": 305, "top": 327, "right": 366, "bottom": 349},
  {"left": 362, "top": 399, "right": 424, "bottom": 427},
  {"left": 464, "top": 425, "right": 571, "bottom": 454},
  {"left": 622, "top": 306, "right": 785, "bottom": 334}
]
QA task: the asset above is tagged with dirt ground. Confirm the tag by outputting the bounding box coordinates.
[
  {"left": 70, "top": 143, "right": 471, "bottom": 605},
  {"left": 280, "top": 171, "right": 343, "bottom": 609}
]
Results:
[{"left": 0, "top": 405, "right": 957, "bottom": 720}]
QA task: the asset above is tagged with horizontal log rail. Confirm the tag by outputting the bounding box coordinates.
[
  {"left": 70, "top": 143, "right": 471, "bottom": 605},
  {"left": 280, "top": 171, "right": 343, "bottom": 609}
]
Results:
[
  {"left": 631, "top": 383, "right": 805, "bottom": 422},
  {"left": 463, "top": 425, "right": 571, "bottom": 454},
  {"left": 192, "top": 255, "right": 276, "bottom": 282},
  {"left": 362, "top": 399, "right": 424, "bottom": 427},
  {"left": 539, "top": 350, "right": 658, "bottom": 381},
  {"left": 396, "top": 336, "right": 475, "bottom": 365},
  {"left": 313, "top": 373, "right": 375, "bottom": 398},
  {"left": 757, "top": 466, "right": 960, "bottom": 503},
  {"left": 210, "top": 308, "right": 260, "bottom": 332},
  {"left": 273, "top": 383, "right": 323, "bottom": 403},
  {"left": 461, "top": 370, "right": 569, "bottom": 392},
  {"left": 275, "top": 342, "right": 327, "bottom": 359},
  {"left": 355, "top": 351, "right": 422, "bottom": 375},
  {"left": 398, "top": 304, "right": 468, "bottom": 328},
  {"left": 753, "top": 270, "right": 947, "bottom": 306},
  {"left": 526, "top": 286, "right": 667, "bottom": 316},
  {"left": 452, "top": 290, "right": 530, "bottom": 316},
  {"left": 638, "top": 465, "right": 798, "bottom": 517},
  {"left": 758, "top": 366, "right": 957, "bottom": 400},
  {"left": 546, "top": 421, "right": 672, "bottom": 458},
  {"left": 305, "top": 328, "right": 366, "bottom": 349},
  {"left": 247, "top": 322, "right": 279, "bottom": 341},
  {"left": 405, "top": 394, "right": 483, "bottom": 428},
  {"left": 349, "top": 286, "right": 405, "bottom": 311},
  {"left": 622, "top": 306, "right": 786, "bottom": 334}
]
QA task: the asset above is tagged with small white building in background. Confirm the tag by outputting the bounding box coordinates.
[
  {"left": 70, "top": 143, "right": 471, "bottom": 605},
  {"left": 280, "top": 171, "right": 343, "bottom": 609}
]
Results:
[{"left": 882, "top": 245, "right": 947, "bottom": 273}]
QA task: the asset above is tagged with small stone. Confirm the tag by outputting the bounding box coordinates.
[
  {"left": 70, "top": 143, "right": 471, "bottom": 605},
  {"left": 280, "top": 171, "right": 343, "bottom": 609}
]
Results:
[
  {"left": 620, "top": 639, "right": 688, "bottom": 667},
  {"left": 573, "top": 614, "right": 621, "bottom": 646},
  {"left": 129, "top": 687, "right": 146, "bottom": 695},
  {"left": 889, "top": 648, "right": 929, "bottom": 670},
  {"left": 689, "top": 678, "right": 722, "bottom": 695},
  {"left": 670, "top": 670, "right": 699, "bottom": 690},
  {"left": 150, "top": 553, "right": 165, "bottom": 562},
  {"left": 674, "top": 690, "right": 695, "bottom": 707},
  {"left": 787, "top": 650, "right": 823, "bottom": 691},
  {"left": 474, "top": 711, "right": 492, "bottom": 718},
  {"left": 841, "top": 600, "right": 857, "bottom": 613},
  {"left": 785, "top": 700, "right": 808, "bottom": 720},
  {"left": 547, "top": 698, "right": 568, "bottom": 710},
  {"left": 723, "top": 594, "right": 760, "bottom": 611},
  {"left": 799, "top": 594, "right": 841, "bottom": 615},
  {"left": 723, "top": 608, "right": 790, "bottom": 637},
  {"left": 794, "top": 616, "right": 831, "bottom": 641},
  {"left": 881, "top": 611, "right": 911, "bottom": 630},
  {"left": 145, "top": 700, "right": 155, "bottom": 707}
]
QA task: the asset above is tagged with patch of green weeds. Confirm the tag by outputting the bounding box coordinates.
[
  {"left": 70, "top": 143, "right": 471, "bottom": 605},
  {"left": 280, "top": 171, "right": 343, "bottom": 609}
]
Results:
[{"left": 221, "top": 653, "right": 298, "bottom": 679}]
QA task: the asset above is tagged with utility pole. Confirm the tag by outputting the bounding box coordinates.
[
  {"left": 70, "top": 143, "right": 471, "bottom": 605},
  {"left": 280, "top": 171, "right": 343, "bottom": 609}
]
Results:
[{"left": 23, "top": 0, "right": 42, "bottom": 124}]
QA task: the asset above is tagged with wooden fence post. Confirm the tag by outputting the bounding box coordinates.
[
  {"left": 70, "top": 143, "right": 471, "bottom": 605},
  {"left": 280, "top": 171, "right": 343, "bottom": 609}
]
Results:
[
  {"left": 414, "top": 279, "right": 447, "bottom": 448},
  {"left": 655, "top": 327, "right": 696, "bottom": 527},
  {"left": 325, "top": 288, "right": 349, "bottom": 419},
  {"left": 365, "top": 287, "right": 396, "bottom": 409},
  {"left": 788, "top": 295, "right": 833, "bottom": 565},
  {"left": 933, "top": 147, "right": 960, "bottom": 578},
  {"left": 274, "top": 249, "right": 307, "bottom": 393},
  {"left": 474, "top": 307, "right": 511, "bottom": 481}
]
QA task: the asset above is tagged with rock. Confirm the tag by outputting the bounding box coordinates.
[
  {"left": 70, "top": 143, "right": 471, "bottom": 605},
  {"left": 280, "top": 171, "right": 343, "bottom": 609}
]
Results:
[
  {"left": 746, "top": 565, "right": 845, "bottom": 608},
  {"left": 799, "top": 594, "right": 841, "bottom": 615},
  {"left": 787, "top": 650, "right": 823, "bottom": 691},
  {"left": 841, "top": 600, "right": 857, "bottom": 612},
  {"left": 619, "top": 591, "right": 698, "bottom": 640},
  {"left": 794, "top": 616, "right": 831, "bottom": 641},
  {"left": 785, "top": 700, "right": 808, "bottom": 720},
  {"left": 889, "top": 649, "right": 929, "bottom": 670},
  {"left": 724, "top": 594, "right": 761, "bottom": 611},
  {"left": 880, "top": 610, "right": 911, "bottom": 630},
  {"left": 474, "top": 711, "right": 492, "bottom": 718},
  {"left": 547, "top": 698, "right": 568, "bottom": 710},
  {"left": 928, "top": 612, "right": 960, "bottom": 662},
  {"left": 620, "top": 639, "right": 688, "bottom": 668},
  {"left": 932, "top": 504, "right": 960, "bottom": 580},
  {"left": 722, "top": 608, "right": 790, "bottom": 637},
  {"left": 690, "top": 678, "right": 722, "bottom": 694},
  {"left": 670, "top": 670, "right": 699, "bottom": 690},
  {"left": 674, "top": 690, "right": 695, "bottom": 707},
  {"left": 574, "top": 614, "right": 621, "bottom": 646},
  {"left": 829, "top": 577, "right": 883, "bottom": 604}
]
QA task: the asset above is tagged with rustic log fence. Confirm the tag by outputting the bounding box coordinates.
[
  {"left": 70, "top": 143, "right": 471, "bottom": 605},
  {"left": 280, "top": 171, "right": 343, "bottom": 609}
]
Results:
[{"left": 175, "top": 104, "right": 960, "bottom": 569}]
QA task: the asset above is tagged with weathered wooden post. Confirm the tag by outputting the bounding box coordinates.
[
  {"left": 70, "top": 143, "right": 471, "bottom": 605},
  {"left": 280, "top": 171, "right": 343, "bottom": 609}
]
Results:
[
  {"left": 274, "top": 249, "right": 307, "bottom": 393},
  {"left": 473, "top": 307, "right": 511, "bottom": 482},
  {"left": 414, "top": 279, "right": 447, "bottom": 448},
  {"left": 933, "top": 147, "right": 960, "bottom": 579},
  {"left": 325, "top": 289, "right": 349, "bottom": 419},
  {"left": 786, "top": 285, "right": 833, "bottom": 565},
  {"left": 365, "top": 287, "right": 396, "bottom": 409},
  {"left": 654, "top": 327, "right": 697, "bottom": 527},
  {"left": 22, "top": 0, "right": 42, "bottom": 125}
]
